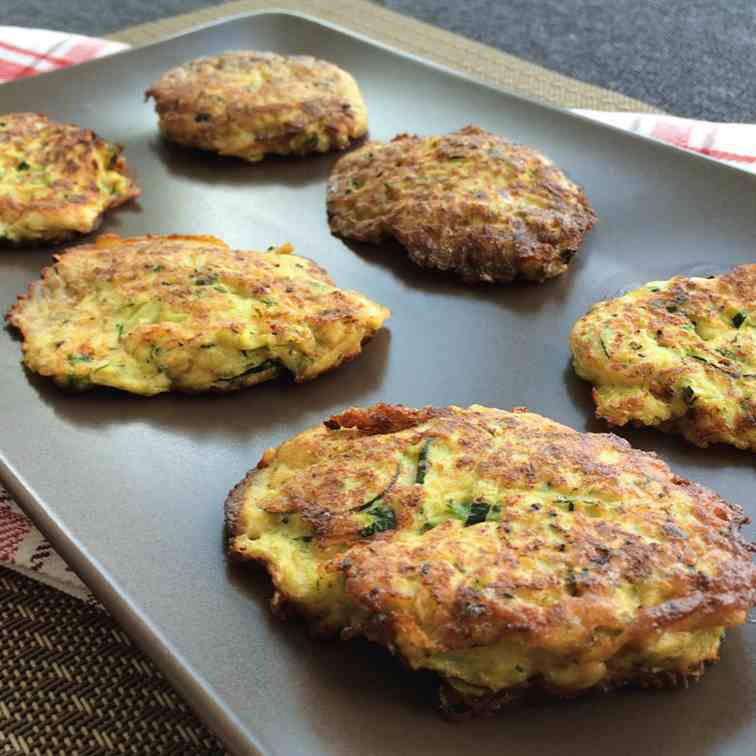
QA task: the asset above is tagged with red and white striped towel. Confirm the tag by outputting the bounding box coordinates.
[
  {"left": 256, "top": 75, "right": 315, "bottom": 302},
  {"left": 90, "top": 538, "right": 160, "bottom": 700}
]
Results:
[
  {"left": 575, "top": 109, "right": 756, "bottom": 174},
  {"left": 0, "top": 26, "right": 127, "bottom": 82},
  {"left": 1, "top": 28, "right": 755, "bottom": 603}
]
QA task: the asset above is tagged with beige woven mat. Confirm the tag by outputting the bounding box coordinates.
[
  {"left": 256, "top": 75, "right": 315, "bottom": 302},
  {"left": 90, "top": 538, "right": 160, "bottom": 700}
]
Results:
[{"left": 1, "top": 3, "right": 658, "bottom": 754}]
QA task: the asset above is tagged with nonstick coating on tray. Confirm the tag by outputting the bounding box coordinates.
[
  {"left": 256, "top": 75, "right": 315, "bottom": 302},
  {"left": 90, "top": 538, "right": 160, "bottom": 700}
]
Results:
[{"left": 0, "top": 12, "right": 754, "bottom": 756}]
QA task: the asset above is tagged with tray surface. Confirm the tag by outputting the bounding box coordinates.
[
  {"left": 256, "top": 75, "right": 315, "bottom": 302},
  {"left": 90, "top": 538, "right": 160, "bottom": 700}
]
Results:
[{"left": 0, "top": 12, "right": 754, "bottom": 756}]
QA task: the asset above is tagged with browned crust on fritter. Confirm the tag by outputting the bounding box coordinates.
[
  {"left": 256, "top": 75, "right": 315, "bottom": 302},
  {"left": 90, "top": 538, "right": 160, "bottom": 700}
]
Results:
[
  {"left": 437, "top": 663, "right": 707, "bottom": 719},
  {"left": 145, "top": 52, "right": 367, "bottom": 160},
  {"left": 225, "top": 469, "right": 255, "bottom": 547},
  {"left": 227, "top": 403, "right": 755, "bottom": 710},
  {"left": 234, "top": 404, "right": 756, "bottom": 601},
  {"left": 324, "top": 402, "right": 440, "bottom": 434},
  {"left": 0, "top": 112, "right": 140, "bottom": 244},
  {"left": 571, "top": 264, "right": 756, "bottom": 451},
  {"left": 7, "top": 234, "right": 388, "bottom": 395},
  {"left": 326, "top": 126, "right": 596, "bottom": 283}
]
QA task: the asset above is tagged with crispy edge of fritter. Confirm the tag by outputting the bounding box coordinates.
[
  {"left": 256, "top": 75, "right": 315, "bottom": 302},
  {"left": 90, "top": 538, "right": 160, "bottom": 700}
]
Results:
[
  {"left": 326, "top": 126, "right": 597, "bottom": 283},
  {"left": 0, "top": 113, "right": 141, "bottom": 245},
  {"left": 224, "top": 403, "right": 756, "bottom": 711},
  {"left": 144, "top": 52, "right": 368, "bottom": 161},
  {"left": 225, "top": 470, "right": 256, "bottom": 556},
  {"left": 570, "top": 265, "right": 756, "bottom": 451},
  {"left": 436, "top": 662, "right": 707, "bottom": 720},
  {"left": 6, "top": 233, "right": 387, "bottom": 395}
]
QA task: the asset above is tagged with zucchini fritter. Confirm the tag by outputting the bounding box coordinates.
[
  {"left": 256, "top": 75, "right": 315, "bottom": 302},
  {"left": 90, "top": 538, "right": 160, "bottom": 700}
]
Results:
[
  {"left": 571, "top": 265, "right": 756, "bottom": 451},
  {"left": 0, "top": 113, "right": 139, "bottom": 244},
  {"left": 326, "top": 126, "right": 596, "bottom": 283},
  {"left": 226, "top": 404, "right": 754, "bottom": 715},
  {"left": 145, "top": 52, "right": 368, "bottom": 162},
  {"left": 6, "top": 234, "right": 389, "bottom": 396}
]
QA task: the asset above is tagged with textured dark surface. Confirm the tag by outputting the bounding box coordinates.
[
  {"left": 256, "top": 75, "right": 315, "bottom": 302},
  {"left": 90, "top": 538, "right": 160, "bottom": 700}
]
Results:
[
  {"left": 377, "top": 1, "right": 755, "bottom": 121},
  {"left": 0, "top": 567, "right": 227, "bottom": 755},
  {"left": 3, "top": 0, "right": 229, "bottom": 36},
  {"left": 3, "top": 0, "right": 752, "bottom": 121}
]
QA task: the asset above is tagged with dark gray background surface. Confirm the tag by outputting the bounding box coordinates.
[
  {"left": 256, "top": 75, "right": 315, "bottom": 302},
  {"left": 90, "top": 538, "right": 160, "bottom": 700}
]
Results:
[
  {"left": 3, "top": 0, "right": 754, "bottom": 122},
  {"left": 0, "top": 12, "right": 754, "bottom": 756}
]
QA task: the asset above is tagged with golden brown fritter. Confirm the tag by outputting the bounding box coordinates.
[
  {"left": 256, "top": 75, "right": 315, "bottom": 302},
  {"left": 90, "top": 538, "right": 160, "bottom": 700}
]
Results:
[
  {"left": 0, "top": 113, "right": 139, "bottom": 244},
  {"left": 571, "top": 265, "right": 756, "bottom": 451},
  {"left": 326, "top": 125, "right": 596, "bottom": 283},
  {"left": 145, "top": 51, "right": 368, "bottom": 162},
  {"left": 6, "top": 234, "right": 389, "bottom": 396},
  {"left": 226, "top": 403, "right": 754, "bottom": 715}
]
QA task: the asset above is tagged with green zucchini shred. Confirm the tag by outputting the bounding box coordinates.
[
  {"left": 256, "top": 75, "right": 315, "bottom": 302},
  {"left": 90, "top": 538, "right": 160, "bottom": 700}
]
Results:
[
  {"left": 67, "top": 353, "right": 92, "bottom": 364},
  {"left": 465, "top": 501, "right": 490, "bottom": 525},
  {"left": 415, "top": 439, "right": 432, "bottom": 484},
  {"left": 359, "top": 501, "right": 396, "bottom": 538},
  {"left": 217, "top": 359, "right": 282, "bottom": 383}
]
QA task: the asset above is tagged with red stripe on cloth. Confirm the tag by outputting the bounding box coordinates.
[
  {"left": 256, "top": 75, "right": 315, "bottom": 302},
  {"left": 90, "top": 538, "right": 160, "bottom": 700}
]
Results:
[
  {"left": 651, "top": 120, "right": 694, "bottom": 148},
  {"left": 0, "top": 59, "right": 35, "bottom": 81},
  {"left": 63, "top": 38, "right": 109, "bottom": 64},
  {"left": 649, "top": 120, "right": 756, "bottom": 164},
  {"left": 693, "top": 146, "right": 756, "bottom": 164},
  {"left": 0, "top": 39, "right": 73, "bottom": 66},
  {"left": 0, "top": 506, "right": 32, "bottom": 561}
]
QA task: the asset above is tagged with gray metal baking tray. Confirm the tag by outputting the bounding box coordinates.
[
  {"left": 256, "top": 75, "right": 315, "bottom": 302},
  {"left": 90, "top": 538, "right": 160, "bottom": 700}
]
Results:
[{"left": 0, "top": 11, "right": 754, "bottom": 756}]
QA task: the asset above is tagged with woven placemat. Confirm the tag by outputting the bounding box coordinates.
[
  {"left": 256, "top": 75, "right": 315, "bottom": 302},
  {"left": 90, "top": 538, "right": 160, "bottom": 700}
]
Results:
[
  {"left": 2, "top": 3, "right": 658, "bottom": 754},
  {"left": 0, "top": 567, "right": 227, "bottom": 755}
]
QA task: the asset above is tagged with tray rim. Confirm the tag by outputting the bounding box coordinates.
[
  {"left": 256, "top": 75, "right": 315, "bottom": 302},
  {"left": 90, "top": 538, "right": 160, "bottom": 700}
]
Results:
[{"left": 2, "top": 9, "right": 755, "bottom": 756}]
